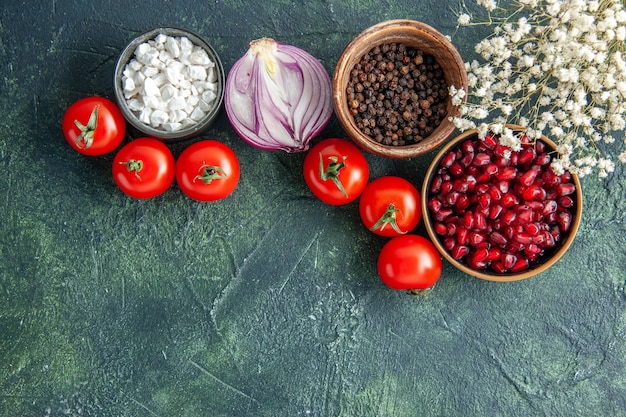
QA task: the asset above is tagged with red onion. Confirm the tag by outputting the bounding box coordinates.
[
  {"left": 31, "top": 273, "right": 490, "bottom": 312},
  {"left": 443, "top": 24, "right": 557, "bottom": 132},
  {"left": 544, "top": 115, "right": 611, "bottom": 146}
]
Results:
[{"left": 224, "top": 38, "right": 333, "bottom": 152}]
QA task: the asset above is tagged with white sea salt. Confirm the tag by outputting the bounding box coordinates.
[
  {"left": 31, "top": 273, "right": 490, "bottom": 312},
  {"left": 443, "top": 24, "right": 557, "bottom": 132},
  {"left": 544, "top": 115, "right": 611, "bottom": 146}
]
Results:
[{"left": 121, "top": 34, "right": 218, "bottom": 131}]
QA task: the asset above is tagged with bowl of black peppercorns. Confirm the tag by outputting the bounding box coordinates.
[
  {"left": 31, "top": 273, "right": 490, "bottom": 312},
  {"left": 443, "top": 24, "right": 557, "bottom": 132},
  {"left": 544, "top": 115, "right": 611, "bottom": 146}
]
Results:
[{"left": 333, "top": 20, "right": 468, "bottom": 158}]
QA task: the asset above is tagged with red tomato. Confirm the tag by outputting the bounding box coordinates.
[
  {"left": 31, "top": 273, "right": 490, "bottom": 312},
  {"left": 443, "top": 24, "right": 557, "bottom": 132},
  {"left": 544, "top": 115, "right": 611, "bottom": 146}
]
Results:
[
  {"left": 359, "top": 176, "right": 421, "bottom": 236},
  {"left": 175, "top": 140, "right": 240, "bottom": 202},
  {"left": 303, "top": 138, "right": 369, "bottom": 205},
  {"left": 112, "top": 138, "right": 175, "bottom": 199},
  {"left": 377, "top": 234, "right": 442, "bottom": 290},
  {"left": 62, "top": 96, "right": 126, "bottom": 156}
]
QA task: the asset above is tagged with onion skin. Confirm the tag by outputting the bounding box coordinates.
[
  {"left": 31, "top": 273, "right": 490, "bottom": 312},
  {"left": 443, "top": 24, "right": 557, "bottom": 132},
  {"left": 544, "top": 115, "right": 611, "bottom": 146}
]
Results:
[{"left": 224, "top": 38, "right": 333, "bottom": 152}]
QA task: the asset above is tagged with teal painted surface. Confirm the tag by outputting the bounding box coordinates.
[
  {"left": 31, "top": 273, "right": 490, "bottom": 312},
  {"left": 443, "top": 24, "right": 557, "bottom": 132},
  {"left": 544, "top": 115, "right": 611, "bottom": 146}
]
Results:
[{"left": 1, "top": 1, "right": 625, "bottom": 416}]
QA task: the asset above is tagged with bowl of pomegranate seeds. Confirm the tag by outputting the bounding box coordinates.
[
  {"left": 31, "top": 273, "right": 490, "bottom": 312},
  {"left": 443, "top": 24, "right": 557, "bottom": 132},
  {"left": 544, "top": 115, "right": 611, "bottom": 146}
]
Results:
[
  {"left": 333, "top": 20, "right": 468, "bottom": 158},
  {"left": 421, "top": 126, "right": 583, "bottom": 281}
]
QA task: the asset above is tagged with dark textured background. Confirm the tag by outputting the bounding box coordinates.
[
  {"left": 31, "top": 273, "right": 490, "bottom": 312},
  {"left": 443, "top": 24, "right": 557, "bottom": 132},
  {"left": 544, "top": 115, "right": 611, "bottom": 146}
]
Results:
[{"left": 1, "top": 1, "right": 625, "bottom": 416}]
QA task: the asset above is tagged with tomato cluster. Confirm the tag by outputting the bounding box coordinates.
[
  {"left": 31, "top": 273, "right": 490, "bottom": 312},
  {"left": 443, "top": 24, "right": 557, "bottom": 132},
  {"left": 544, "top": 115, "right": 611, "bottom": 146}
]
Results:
[
  {"left": 62, "top": 96, "right": 240, "bottom": 201},
  {"left": 62, "top": 97, "right": 441, "bottom": 293},
  {"left": 302, "top": 138, "right": 442, "bottom": 293}
]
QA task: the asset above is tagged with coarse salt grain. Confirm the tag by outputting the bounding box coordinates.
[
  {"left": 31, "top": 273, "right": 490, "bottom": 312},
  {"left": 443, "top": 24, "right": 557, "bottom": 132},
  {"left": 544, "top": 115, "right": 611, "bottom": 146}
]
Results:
[{"left": 122, "top": 34, "right": 218, "bottom": 132}]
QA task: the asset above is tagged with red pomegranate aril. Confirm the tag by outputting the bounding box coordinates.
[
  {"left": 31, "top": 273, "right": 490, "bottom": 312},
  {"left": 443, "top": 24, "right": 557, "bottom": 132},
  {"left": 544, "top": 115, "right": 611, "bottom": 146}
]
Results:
[
  {"left": 461, "top": 140, "right": 475, "bottom": 153},
  {"left": 519, "top": 167, "right": 539, "bottom": 187},
  {"left": 473, "top": 247, "right": 490, "bottom": 262},
  {"left": 502, "top": 252, "right": 517, "bottom": 269},
  {"left": 542, "top": 200, "right": 558, "bottom": 215},
  {"left": 444, "top": 237, "right": 456, "bottom": 251},
  {"left": 456, "top": 194, "right": 471, "bottom": 211},
  {"left": 488, "top": 247, "right": 502, "bottom": 261},
  {"left": 556, "top": 183, "right": 576, "bottom": 196},
  {"left": 459, "top": 152, "right": 475, "bottom": 168},
  {"left": 462, "top": 211, "right": 475, "bottom": 229},
  {"left": 468, "top": 231, "right": 487, "bottom": 247},
  {"left": 532, "top": 232, "right": 546, "bottom": 245},
  {"left": 441, "top": 151, "right": 456, "bottom": 168},
  {"left": 494, "top": 156, "right": 512, "bottom": 167},
  {"left": 507, "top": 241, "right": 525, "bottom": 253},
  {"left": 453, "top": 178, "right": 469, "bottom": 193},
  {"left": 535, "top": 140, "right": 546, "bottom": 153},
  {"left": 501, "top": 192, "right": 519, "bottom": 208},
  {"left": 494, "top": 143, "right": 510, "bottom": 157},
  {"left": 488, "top": 185, "right": 502, "bottom": 201},
  {"left": 483, "top": 134, "right": 497, "bottom": 149},
  {"left": 435, "top": 207, "right": 454, "bottom": 222},
  {"left": 560, "top": 171, "right": 572, "bottom": 182},
  {"left": 445, "top": 215, "right": 459, "bottom": 224},
  {"left": 524, "top": 222, "right": 541, "bottom": 236},
  {"left": 441, "top": 180, "right": 453, "bottom": 194},
  {"left": 489, "top": 204, "right": 503, "bottom": 220},
  {"left": 497, "top": 166, "right": 518, "bottom": 181},
  {"left": 449, "top": 162, "right": 465, "bottom": 177},
  {"left": 515, "top": 232, "right": 533, "bottom": 245},
  {"left": 473, "top": 152, "right": 491, "bottom": 166},
  {"left": 558, "top": 196, "right": 574, "bottom": 209},
  {"left": 475, "top": 172, "right": 492, "bottom": 183},
  {"left": 467, "top": 255, "right": 488, "bottom": 270},
  {"left": 484, "top": 163, "right": 499, "bottom": 177},
  {"left": 434, "top": 222, "right": 447, "bottom": 235},
  {"left": 557, "top": 211, "right": 573, "bottom": 232},
  {"left": 490, "top": 231, "right": 508, "bottom": 247},
  {"left": 524, "top": 243, "right": 543, "bottom": 259},
  {"left": 478, "top": 193, "right": 491, "bottom": 209},
  {"left": 542, "top": 169, "right": 561, "bottom": 186},
  {"left": 550, "top": 226, "right": 562, "bottom": 243},
  {"left": 502, "top": 210, "right": 517, "bottom": 225},
  {"left": 497, "top": 180, "right": 510, "bottom": 194},
  {"left": 491, "top": 261, "right": 507, "bottom": 273},
  {"left": 457, "top": 227, "right": 470, "bottom": 245},
  {"left": 492, "top": 219, "right": 504, "bottom": 231},
  {"left": 536, "top": 153, "right": 551, "bottom": 165},
  {"left": 518, "top": 147, "right": 536, "bottom": 165},
  {"left": 526, "top": 200, "right": 544, "bottom": 212},
  {"left": 511, "top": 257, "right": 530, "bottom": 272},
  {"left": 452, "top": 245, "right": 470, "bottom": 260},
  {"left": 474, "top": 212, "right": 488, "bottom": 230},
  {"left": 444, "top": 191, "right": 461, "bottom": 207},
  {"left": 475, "top": 183, "right": 490, "bottom": 195},
  {"left": 542, "top": 230, "right": 556, "bottom": 247},
  {"left": 446, "top": 222, "right": 458, "bottom": 236},
  {"left": 428, "top": 198, "right": 442, "bottom": 213},
  {"left": 545, "top": 211, "right": 558, "bottom": 224},
  {"left": 522, "top": 184, "right": 547, "bottom": 201},
  {"left": 430, "top": 175, "right": 443, "bottom": 194}
]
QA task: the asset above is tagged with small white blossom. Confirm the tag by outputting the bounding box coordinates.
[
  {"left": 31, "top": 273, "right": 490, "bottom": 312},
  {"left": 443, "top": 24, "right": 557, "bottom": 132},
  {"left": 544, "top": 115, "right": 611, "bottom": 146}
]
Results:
[{"left": 457, "top": 13, "right": 471, "bottom": 26}]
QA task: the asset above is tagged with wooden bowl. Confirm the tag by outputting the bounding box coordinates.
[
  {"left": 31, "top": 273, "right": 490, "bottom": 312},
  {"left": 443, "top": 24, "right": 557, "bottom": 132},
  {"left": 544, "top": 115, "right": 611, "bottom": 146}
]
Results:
[
  {"left": 333, "top": 20, "right": 468, "bottom": 158},
  {"left": 421, "top": 127, "right": 583, "bottom": 282}
]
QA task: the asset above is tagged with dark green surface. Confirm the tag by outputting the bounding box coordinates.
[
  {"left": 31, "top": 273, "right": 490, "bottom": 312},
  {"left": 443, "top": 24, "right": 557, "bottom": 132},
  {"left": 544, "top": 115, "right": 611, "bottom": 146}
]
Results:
[{"left": 1, "top": 1, "right": 625, "bottom": 416}]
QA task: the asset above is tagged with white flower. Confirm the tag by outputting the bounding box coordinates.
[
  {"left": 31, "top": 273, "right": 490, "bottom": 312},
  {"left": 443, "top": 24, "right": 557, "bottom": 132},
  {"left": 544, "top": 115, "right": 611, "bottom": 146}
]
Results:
[
  {"left": 457, "top": 13, "right": 471, "bottom": 26},
  {"left": 477, "top": 0, "right": 497, "bottom": 12}
]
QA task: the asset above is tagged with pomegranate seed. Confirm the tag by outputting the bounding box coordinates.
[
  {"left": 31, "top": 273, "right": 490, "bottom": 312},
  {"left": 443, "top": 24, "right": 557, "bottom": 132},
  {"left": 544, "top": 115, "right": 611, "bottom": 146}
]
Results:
[
  {"left": 518, "top": 147, "right": 536, "bottom": 165},
  {"left": 473, "top": 152, "right": 491, "bottom": 166},
  {"left": 492, "top": 219, "right": 504, "bottom": 231},
  {"left": 483, "top": 134, "right": 497, "bottom": 149},
  {"left": 488, "top": 247, "right": 502, "bottom": 261},
  {"left": 462, "top": 211, "right": 475, "bottom": 229},
  {"left": 484, "top": 163, "right": 499, "bottom": 176},
  {"left": 494, "top": 143, "right": 510, "bottom": 157},
  {"left": 478, "top": 193, "right": 491, "bottom": 209},
  {"left": 441, "top": 151, "right": 456, "bottom": 168},
  {"left": 509, "top": 152, "right": 519, "bottom": 166},
  {"left": 446, "top": 215, "right": 459, "bottom": 224},
  {"left": 542, "top": 230, "right": 556, "bottom": 247},
  {"left": 535, "top": 140, "right": 546, "bottom": 153},
  {"left": 428, "top": 198, "right": 442, "bottom": 213},
  {"left": 501, "top": 192, "right": 519, "bottom": 208},
  {"left": 526, "top": 200, "right": 544, "bottom": 212},
  {"left": 444, "top": 237, "right": 456, "bottom": 251},
  {"left": 457, "top": 227, "right": 470, "bottom": 245},
  {"left": 497, "top": 166, "right": 518, "bottom": 181},
  {"left": 453, "top": 179, "right": 469, "bottom": 193},
  {"left": 542, "top": 169, "right": 561, "bottom": 186},
  {"left": 524, "top": 243, "right": 543, "bottom": 259},
  {"left": 560, "top": 171, "right": 571, "bottom": 182},
  {"left": 490, "top": 231, "right": 508, "bottom": 247},
  {"left": 542, "top": 200, "right": 558, "bottom": 215},
  {"left": 519, "top": 167, "right": 539, "bottom": 187},
  {"left": 430, "top": 176, "right": 443, "bottom": 194},
  {"left": 489, "top": 204, "right": 503, "bottom": 220},
  {"left": 497, "top": 180, "right": 510, "bottom": 194},
  {"left": 507, "top": 241, "right": 525, "bottom": 253},
  {"left": 434, "top": 222, "right": 447, "bottom": 235},
  {"left": 466, "top": 166, "right": 479, "bottom": 176},
  {"left": 557, "top": 211, "right": 573, "bottom": 232},
  {"left": 535, "top": 153, "right": 551, "bottom": 165},
  {"left": 473, "top": 247, "right": 490, "bottom": 262},
  {"left": 516, "top": 206, "right": 534, "bottom": 225},
  {"left": 446, "top": 222, "right": 458, "bottom": 236},
  {"left": 491, "top": 261, "right": 507, "bottom": 273},
  {"left": 488, "top": 185, "right": 502, "bottom": 201},
  {"left": 459, "top": 152, "right": 475, "bottom": 168},
  {"left": 494, "top": 156, "right": 512, "bottom": 167},
  {"left": 502, "top": 210, "right": 517, "bottom": 225},
  {"left": 519, "top": 134, "right": 532, "bottom": 145},
  {"left": 461, "top": 140, "right": 475, "bottom": 153},
  {"left": 502, "top": 253, "right": 517, "bottom": 270},
  {"left": 524, "top": 222, "right": 541, "bottom": 236},
  {"left": 449, "top": 162, "right": 465, "bottom": 177},
  {"left": 474, "top": 212, "right": 488, "bottom": 230},
  {"left": 444, "top": 191, "right": 460, "bottom": 207},
  {"left": 514, "top": 232, "right": 533, "bottom": 244},
  {"left": 475, "top": 172, "right": 491, "bottom": 183},
  {"left": 545, "top": 212, "right": 558, "bottom": 224},
  {"left": 435, "top": 207, "right": 454, "bottom": 222},
  {"left": 456, "top": 194, "right": 471, "bottom": 211},
  {"left": 441, "top": 181, "right": 453, "bottom": 194},
  {"left": 532, "top": 232, "right": 546, "bottom": 245},
  {"left": 511, "top": 257, "right": 530, "bottom": 272},
  {"left": 452, "top": 245, "right": 470, "bottom": 260},
  {"left": 522, "top": 184, "right": 547, "bottom": 201},
  {"left": 469, "top": 231, "right": 486, "bottom": 246},
  {"left": 550, "top": 226, "right": 562, "bottom": 243},
  {"left": 556, "top": 183, "right": 576, "bottom": 196},
  {"left": 558, "top": 196, "right": 574, "bottom": 209},
  {"left": 465, "top": 175, "right": 477, "bottom": 191},
  {"left": 467, "top": 255, "right": 488, "bottom": 270}
]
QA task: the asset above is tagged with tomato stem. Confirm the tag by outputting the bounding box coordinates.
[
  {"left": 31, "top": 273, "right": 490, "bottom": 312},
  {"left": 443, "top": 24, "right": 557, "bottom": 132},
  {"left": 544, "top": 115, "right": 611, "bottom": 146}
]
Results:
[
  {"left": 370, "top": 203, "right": 406, "bottom": 234},
  {"left": 319, "top": 153, "right": 348, "bottom": 197},
  {"left": 194, "top": 164, "right": 227, "bottom": 184},
  {"left": 406, "top": 287, "right": 434, "bottom": 298},
  {"left": 119, "top": 159, "right": 143, "bottom": 181},
  {"left": 73, "top": 104, "right": 99, "bottom": 149}
]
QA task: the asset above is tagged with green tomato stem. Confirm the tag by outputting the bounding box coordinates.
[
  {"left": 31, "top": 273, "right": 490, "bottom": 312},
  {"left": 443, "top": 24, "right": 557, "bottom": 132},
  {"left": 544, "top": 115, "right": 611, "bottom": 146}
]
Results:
[
  {"left": 194, "top": 165, "right": 227, "bottom": 184},
  {"left": 319, "top": 153, "right": 348, "bottom": 198},
  {"left": 73, "top": 104, "right": 99, "bottom": 149},
  {"left": 119, "top": 159, "right": 143, "bottom": 181},
  {"left": 370, "top": 203, "right": 406, "bottom": 234}
]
